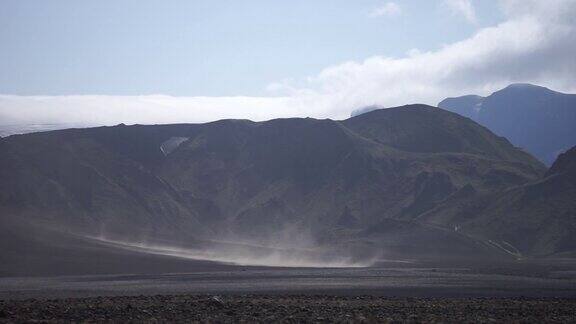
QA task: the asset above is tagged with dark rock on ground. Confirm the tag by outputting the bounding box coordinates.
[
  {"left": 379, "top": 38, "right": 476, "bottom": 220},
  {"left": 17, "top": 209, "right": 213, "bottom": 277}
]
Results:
[{"left": 1, "top": 295, "right": 575, "bottom": 323}]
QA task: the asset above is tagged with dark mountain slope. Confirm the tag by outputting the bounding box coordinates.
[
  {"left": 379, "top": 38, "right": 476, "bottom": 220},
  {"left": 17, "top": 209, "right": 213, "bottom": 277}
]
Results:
[
  {"left": 0, "top": 105, "right": 549, "bottom": 275},
  {"left": 344, "top": 105, "right": 541, "bottom": 169},
  {"left": 0, "top": 216, "right": 237, "bottom": 277},
  {"left": 156, "top": 106, "right": 542, "bottom": 237},
  {"left": 0, "top": 125, "right": 209, "bottom": 242},
  {"left": 439, "top": 84, "right": 576, "bottom": 165},
  {"left": 546, "top": 145, "right": 576, "bottom": 176},
  {"left": 420, "top": 146, "right": 576, "bottom": 257}
]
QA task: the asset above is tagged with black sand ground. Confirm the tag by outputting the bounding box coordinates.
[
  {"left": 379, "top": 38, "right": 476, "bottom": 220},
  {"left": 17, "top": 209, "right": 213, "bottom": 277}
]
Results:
[
  {"left": 1, "top": 295, "right": 575, "bottom": 323},
  {"left": 2, "top": 259, "right": 576, "bottom": 322},
  {"left": 3, "top": 259, "right": 576, "bottom": 299}
]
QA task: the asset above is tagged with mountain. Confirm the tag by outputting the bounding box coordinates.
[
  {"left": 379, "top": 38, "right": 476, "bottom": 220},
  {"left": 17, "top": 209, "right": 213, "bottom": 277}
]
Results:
[
  {"left": 420, "top": 145, "right": 576, "bottom": 257},
  {"left": 439, "top": 83, "right": 576, "bottom": 165},
  {"left": 0, "top": 105, "right": 548, "bottom": 276}
]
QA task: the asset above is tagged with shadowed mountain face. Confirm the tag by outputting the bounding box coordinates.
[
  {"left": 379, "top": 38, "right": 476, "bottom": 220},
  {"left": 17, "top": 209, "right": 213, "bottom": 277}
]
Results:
[
  {"left": 439, "top": 84, "right": 576, "bottom": 165},
  {"left": 420, "top": 146, "right": 576, "bottom": 257},
  {"left": 0, "top": 105, "right": 552, "bottom": 276}
]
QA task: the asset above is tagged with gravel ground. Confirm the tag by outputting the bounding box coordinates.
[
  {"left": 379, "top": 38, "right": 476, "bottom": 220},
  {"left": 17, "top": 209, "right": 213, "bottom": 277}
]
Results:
[{"left": 1, "top": 295, "right": 575, "bottom": 323}]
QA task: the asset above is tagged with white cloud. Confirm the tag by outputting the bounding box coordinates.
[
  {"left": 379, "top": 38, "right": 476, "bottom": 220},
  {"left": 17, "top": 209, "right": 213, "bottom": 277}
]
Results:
[
  {"left": 369, "top": 2, "right": 402, "bottom": 18},
  {"left": 1, "top": 0, "right": 576, "bottom": 131},
  {"left": 272, "top": 0, "right": 576, "bottom": 115},
  {"left": 442, "top": 0, "right": 477, "bottom": 24},
  {"left": 0, "top": 95, "right": 310, "bottom": 126}
]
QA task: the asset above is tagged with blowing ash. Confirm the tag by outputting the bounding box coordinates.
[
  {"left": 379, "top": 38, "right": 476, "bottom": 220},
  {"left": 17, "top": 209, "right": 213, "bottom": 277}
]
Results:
[
  {"left": 93, "top": 238, "right": 375, "bottom": 268},
  {"left": 89, "top": 223, "right": 380, "bottom": 268}
]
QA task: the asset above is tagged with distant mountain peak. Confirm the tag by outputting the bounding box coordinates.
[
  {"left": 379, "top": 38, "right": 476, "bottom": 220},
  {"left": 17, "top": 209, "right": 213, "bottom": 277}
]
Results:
[
  {"left": 350, "top": 104, "right": 386, "bottom": 117},
  {"left": 439, "top": 83, "right": 576, "bottom": 165},
  {"left": 493, "top": 83, "right": 557, "bottom": 96},
  {"left": 505, "top": 83, "right": 544, "bottom": 89}
]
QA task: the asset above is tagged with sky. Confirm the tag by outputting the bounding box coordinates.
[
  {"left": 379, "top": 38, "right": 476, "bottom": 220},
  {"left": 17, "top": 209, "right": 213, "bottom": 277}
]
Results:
[{"left": 1, "top": 0, "right": 575, "bottom": 127}]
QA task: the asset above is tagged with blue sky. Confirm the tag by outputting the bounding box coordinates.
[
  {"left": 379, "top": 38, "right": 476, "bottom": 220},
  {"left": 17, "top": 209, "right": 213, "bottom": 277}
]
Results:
[
  {"left": 1, "top": 0, "right": 503, "bottom": 96},
  {"left": 0, "top": 0, "right": 575, "bottom": 128}
]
